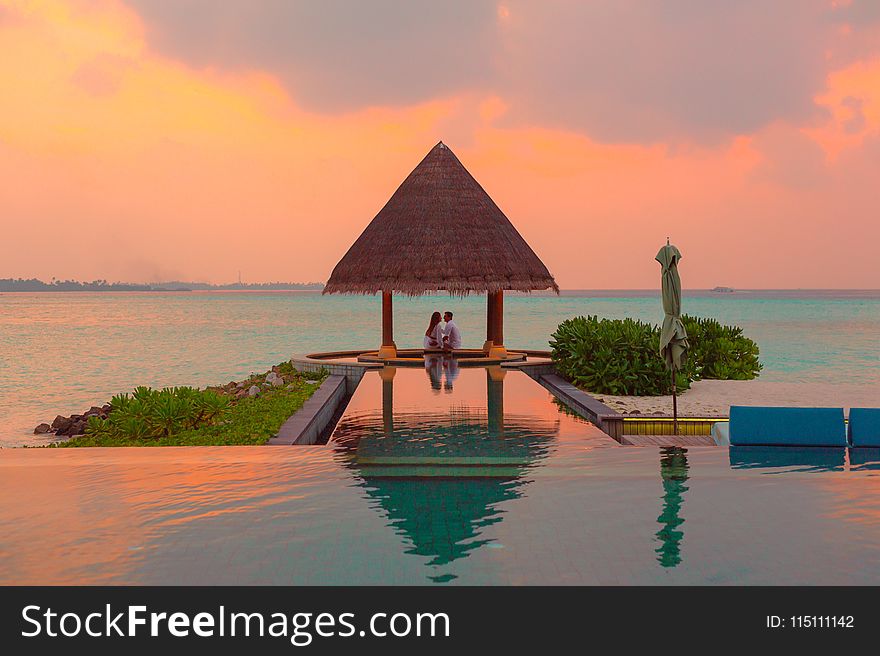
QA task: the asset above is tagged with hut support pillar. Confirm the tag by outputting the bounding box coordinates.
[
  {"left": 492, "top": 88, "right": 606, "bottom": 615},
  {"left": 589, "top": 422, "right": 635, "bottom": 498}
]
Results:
[
  {"left": 482, "top": 292, "right": 496, "bottom": 353},
  {"left": 378, "top": 291, "right": 397, "bottom": 358},
  {"left": 488, "top": 291, "right": 507, "bottom": 359}
]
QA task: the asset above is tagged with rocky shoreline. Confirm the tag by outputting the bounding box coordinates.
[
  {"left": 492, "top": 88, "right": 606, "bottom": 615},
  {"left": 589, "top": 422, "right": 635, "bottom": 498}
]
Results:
[
  {"left": 33, "top": 363, "right": 317, "bottom": 442},
  {"left": 34, "top": 404, "right": 112, "bottom": 438}
]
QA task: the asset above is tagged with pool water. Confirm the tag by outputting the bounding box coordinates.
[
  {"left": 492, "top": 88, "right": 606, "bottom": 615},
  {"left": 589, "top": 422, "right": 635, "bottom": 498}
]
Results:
[{"left": 2, "top": 366, "right": 880, "bottom": 585}]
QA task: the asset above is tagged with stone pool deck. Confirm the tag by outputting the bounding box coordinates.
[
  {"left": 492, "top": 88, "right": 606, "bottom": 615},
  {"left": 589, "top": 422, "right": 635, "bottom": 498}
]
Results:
[{"left": 268, "top": 375, "right": 349, "bottom": 445}]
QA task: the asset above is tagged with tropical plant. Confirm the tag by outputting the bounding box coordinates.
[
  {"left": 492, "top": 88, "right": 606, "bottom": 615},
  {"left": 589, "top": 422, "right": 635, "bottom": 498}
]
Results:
[
  {"left": 86, "top": 386, "right": 231, "bottom": 440},
  {"left": 550, "top": 314, "right": 761, "bottom": 396},
  {"left": 550, "top": 315, "right": 684, "bottom": 395},
  {"left": 681, "top": 315, "right": 762, "bottom": 380}
]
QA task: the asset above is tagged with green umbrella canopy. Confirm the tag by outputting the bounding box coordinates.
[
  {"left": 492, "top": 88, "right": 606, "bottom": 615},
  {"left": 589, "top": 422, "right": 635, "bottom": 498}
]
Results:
[{"left": 656, "top": 243, "right": 689, "bottom": 371}]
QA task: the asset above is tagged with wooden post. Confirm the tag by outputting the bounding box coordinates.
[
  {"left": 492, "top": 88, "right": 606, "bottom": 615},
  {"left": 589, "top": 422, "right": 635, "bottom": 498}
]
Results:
[
  {"left": 378, "top": 291, "right": 396, "bottom": 358},
  {"left": 482, "top": 292, "right": 496, "bottom": 353},
  {"left": 488, "top": 290, "right": 507, "bottom": 358}
]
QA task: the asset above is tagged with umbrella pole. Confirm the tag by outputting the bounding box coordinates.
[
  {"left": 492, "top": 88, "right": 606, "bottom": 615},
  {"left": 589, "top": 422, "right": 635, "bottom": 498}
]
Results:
[{"left": 671, "top": 368, "right": 678, "bottom": 436}]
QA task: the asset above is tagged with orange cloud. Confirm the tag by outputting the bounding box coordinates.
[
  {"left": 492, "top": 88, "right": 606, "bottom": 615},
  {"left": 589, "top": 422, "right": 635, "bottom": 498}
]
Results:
[
  {"left": 0, "top": 0, "right": 878, "bottom": 288},
  {"left": 809, "top": 58, "right": 880, "bottom": 158}
]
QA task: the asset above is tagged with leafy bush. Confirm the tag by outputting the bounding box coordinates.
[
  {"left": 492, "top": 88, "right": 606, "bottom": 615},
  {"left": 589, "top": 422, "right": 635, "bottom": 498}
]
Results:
[
  {"left": 85, "top": 386, "right": 231, "bottom": 440},
  {"left": 550, "top": 314, "right": 761, "bottom": 396},
  {"left": 681, "top": 315, "right": 762, "bottom": 380},
  {"left": 550, "top": 315, "right": 686, "bottom": 395}
]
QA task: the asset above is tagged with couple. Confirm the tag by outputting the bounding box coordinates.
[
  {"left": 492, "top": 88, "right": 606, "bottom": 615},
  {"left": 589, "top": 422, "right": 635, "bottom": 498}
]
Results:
[{"left": 424, "top": 311, "right": 461, "bottom": 350}]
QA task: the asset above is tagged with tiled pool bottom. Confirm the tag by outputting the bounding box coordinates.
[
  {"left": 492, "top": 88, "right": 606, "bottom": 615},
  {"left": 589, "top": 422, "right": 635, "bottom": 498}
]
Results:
[{"left": 2, "top": 365, "right": 880, "bottom": 585}]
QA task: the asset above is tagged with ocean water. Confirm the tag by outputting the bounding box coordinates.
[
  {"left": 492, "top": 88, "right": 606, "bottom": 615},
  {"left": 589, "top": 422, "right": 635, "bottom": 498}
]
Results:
[{"left": 1, "top": 290, "right": 878, "bottom": 447}]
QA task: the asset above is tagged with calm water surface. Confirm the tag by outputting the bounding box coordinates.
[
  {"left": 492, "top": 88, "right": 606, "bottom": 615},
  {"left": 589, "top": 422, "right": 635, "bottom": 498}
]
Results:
[
  {"left": 1, "top": 290, "right": 878, "bottom": 446},
  {"left": 2, "top": 367, "right": 880, "bottom": 585}
]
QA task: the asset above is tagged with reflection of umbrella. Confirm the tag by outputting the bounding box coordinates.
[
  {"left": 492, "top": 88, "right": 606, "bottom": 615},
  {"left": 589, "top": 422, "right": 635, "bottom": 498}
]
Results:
[
  {"left": 656, "top": 239, "right": 689, "bottom": 434},
  {"left": 655, "top": 447, "right": 689, "bottom": 568}
]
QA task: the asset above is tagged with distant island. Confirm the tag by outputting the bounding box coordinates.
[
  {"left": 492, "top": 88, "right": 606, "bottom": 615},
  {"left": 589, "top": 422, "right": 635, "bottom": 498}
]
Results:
[{"left": 0, "top": 278, "right": 325, "bottom": 292}]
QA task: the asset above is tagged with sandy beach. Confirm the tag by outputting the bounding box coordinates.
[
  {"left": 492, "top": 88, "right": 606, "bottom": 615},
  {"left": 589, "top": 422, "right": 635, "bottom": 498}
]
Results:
[{"left": 592, "top": 379, "right": 880, "bottom": 417}]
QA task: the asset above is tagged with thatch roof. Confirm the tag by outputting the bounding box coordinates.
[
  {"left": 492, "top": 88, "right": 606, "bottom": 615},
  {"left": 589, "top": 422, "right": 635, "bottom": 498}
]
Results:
[{"left": 324, "top": 142, "right": 559, "bottom": 296}]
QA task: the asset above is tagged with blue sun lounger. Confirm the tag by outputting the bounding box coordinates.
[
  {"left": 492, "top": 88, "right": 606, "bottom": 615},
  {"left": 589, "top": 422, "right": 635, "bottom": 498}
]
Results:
[
  {"left": 711, "top": 406, "right": 847, "bottom": 447},
  {"left": 848, "top": 408, "right": 880, "bottom": 448}
]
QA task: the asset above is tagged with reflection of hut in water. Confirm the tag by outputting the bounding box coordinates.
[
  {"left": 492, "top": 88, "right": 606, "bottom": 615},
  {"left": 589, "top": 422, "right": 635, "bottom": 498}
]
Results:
[
  {"left": 655, "top": 447, "right": 690, "bottom": 568},
  {"left": 332, "top": 369, "right": 558, "bottom": 581}
]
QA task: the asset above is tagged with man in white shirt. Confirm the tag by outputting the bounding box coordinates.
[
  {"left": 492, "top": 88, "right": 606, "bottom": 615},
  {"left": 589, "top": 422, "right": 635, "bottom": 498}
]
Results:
[{"left": 442, "top": 311, "right": 462, "bottom": 350}]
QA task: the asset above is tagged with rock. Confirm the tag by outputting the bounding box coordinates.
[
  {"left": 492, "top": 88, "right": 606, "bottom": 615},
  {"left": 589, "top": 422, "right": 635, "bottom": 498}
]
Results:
[
  {"left": 247, "top": 385, "right": 260, "bottom": 397},
  {"left": 305, "top": 380, "right": 319, "bottom": 385},
  {"left": 34, "top": 423, "right": 51, "bottom": 434},
  {"left": 84, "top": 406, "right": 103, "bottom": 417},
  {"left": 266, "top": 371, "right": 284, "bottom": 387},
  {"left": 51, "top": 415, "right": 72, "bottom": 434},
  {"left": 236, "top": 381, "right": 246, "bottom": 389},
  {"left": 630, "top": 409, "right": 641, "bottom": 414},
  {"left": 101, "top": 404, "right": 111, "bottom": 414},
  {"left": 70, "top": 419, "right": 87, "bottom": 435}
]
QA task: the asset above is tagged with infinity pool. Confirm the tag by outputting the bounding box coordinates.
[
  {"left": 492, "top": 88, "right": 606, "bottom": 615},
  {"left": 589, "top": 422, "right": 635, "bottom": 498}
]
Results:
[{"left": 2, "top": 366, "right": 880, "bottom": 585}]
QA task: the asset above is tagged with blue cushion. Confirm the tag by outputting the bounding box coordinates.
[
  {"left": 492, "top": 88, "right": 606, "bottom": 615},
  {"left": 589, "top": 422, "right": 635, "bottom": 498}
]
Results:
[
  {"left": 728, "top": 406, "right": 846, "bottom": 447},
  {"left": 849, "top": 408, "right": 880, "bottom": 448}
]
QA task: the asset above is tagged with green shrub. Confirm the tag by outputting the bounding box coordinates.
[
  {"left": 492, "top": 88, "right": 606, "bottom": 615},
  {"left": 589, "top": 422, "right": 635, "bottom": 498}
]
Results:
[
  {"left": 57, "top": 361, "right": 328, "bottom": 447},
  {"left": 550, "top": 314, "right": 761, "bottom": 396},
  {"left": 86, "top": 386, "right": 231, "bottom": 440},
  {"left": 681, "top": 315, "right": 762, "bottom": 380},
  {"left": 550, "top": 315, "right": 686, "bottom": 395}
]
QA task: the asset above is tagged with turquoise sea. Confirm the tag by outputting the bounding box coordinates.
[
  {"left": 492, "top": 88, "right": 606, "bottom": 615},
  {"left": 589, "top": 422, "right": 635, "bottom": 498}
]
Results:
[{"left": 1, "top": 289, "right": 878, "bottom": 446}]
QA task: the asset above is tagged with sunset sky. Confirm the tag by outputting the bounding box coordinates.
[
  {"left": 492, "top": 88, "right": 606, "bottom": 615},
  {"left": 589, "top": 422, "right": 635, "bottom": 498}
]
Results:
[{"left": 1, "top": 0, "right": 879, "bottom": 289}]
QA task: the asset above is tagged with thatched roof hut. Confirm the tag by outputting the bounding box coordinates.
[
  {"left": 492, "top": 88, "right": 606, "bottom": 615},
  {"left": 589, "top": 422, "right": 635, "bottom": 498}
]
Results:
[
  {"left": 324, "top": 142, "right": 558, "bottom": 296},
  {"left": 323, "top": 142, "right": 558, "bottom": 358}
]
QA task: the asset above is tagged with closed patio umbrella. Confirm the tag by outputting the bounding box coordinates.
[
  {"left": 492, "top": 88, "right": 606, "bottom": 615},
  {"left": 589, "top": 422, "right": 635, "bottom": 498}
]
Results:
[{"left": 656, "top": 240, "right": 689, "bottom": 435}]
